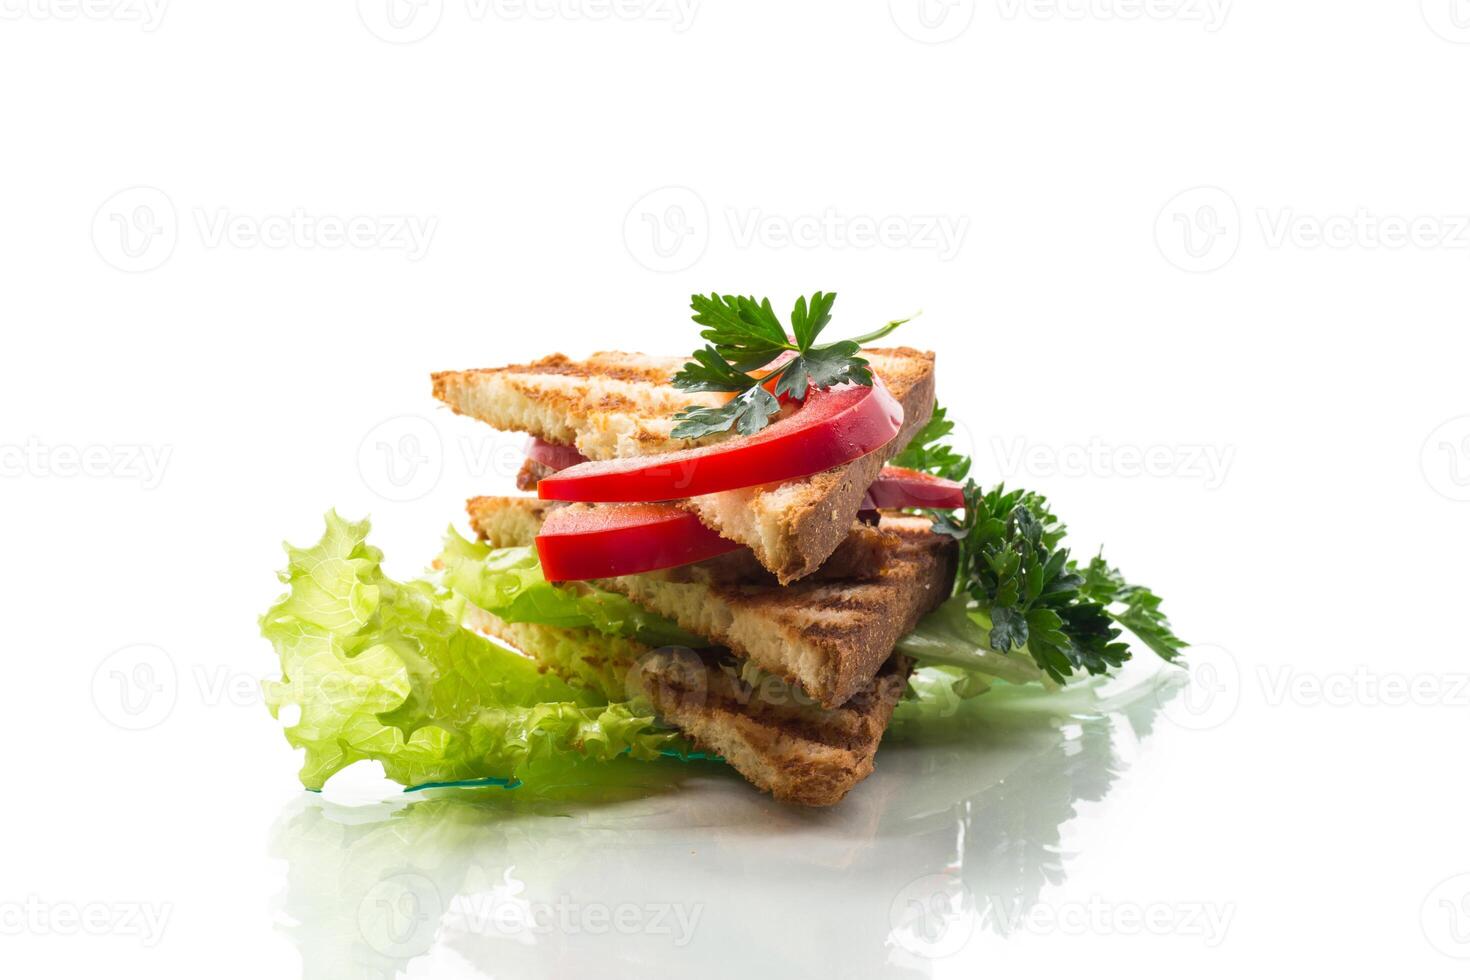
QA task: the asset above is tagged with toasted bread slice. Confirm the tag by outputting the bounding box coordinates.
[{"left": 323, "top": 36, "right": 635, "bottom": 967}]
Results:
[
  {"left": 634, "top": 648, "right": 913, "bottom": 807},
  {"left": 464, "top": 607, "right": 911, "bottom": 806},
  {"left": 466, "top": 496, "right": 956, "bottom": 709},
  {"left": 432, "top": 347, "right": 936, "bottom": 584}
]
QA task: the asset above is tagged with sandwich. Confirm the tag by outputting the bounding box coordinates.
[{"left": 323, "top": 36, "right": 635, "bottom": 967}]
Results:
[{"left": 259, "top": 291, "right": 1187, "bottom": 807}]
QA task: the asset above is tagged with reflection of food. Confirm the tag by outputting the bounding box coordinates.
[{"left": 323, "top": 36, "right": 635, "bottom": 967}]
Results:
[{"left": 271, "top": 668, "right": 1183, "bottom": 979}]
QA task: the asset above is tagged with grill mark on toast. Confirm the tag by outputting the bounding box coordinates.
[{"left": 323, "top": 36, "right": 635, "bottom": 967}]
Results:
[
  {"left": 466, "top": 497, "right": 957, "bottom": 710},
  {"left": 637, "top": 651, "right": 914, "bottom": 805},
  {"left": 464, "top": 603, "right": 913, "bottom": 806}
]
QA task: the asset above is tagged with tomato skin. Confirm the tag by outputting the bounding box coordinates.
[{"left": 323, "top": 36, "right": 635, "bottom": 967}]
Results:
[
  {"left": 525, "top": 436, "right": 588, "bottom": 472},
  {"left": 538, "top": 381, "right": 904, "bottom": 503},
  {"left": 534, "top": 502, "right": 743, "bottom": 582},
  {"left": 867, "top": 466, "right": 966, "bottom": 509}
]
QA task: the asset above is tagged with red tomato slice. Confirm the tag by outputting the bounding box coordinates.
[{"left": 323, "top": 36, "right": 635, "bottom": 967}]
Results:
[
  {"left": 534, "top": 503, "right": 743, "bottom": 582},
  {"left": 537, "top": 381, "right": 904, "bottom": 503},
  {"left": 867, "top": 466, "right": 966, "bottom": 509},
  {"left": 525, "top": 436, "right": 588, "bottom": 472}
]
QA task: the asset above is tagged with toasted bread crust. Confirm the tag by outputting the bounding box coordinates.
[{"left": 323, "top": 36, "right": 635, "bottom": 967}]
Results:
[
  {"left": 466, "top": 497, "right": 957, "bottom": 709},
  {"left": 433, "top": 347, "right": 937, "bottom": 583},
  {"left": 431, "top": 352, "right": 725, "bottom": 458},
  {"left": 465, "top": 495, "right": 559, "bottom": 548},
  {"left": 635, "top": 650, "right": 914, "bottom": 807}
]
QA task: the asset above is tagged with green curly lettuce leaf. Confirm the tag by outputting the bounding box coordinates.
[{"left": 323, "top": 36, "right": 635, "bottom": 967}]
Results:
[
  {"left": 260, "top": 512, "right": 677, "bottom": 791},
  {"left": 438, "top": 528, "right": 708, "bottom": 649}
]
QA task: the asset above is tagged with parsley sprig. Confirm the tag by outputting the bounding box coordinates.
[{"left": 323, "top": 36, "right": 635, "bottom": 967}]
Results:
[
  {"left": 669, "top": 292, "right": 910, "bottom": 439},
  {"left": 889, "top": 403, "right": 972, "bottom": 482},
  {"left": 929, "top": 481, "right": 1186, "bottom": 684}
]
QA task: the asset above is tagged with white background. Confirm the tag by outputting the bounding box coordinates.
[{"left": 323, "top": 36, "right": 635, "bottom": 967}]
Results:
[{"left": 3, "top": 2, "right": 1469, "bottom": 977}]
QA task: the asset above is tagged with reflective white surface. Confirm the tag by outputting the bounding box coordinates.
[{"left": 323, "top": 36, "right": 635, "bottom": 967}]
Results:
[
  {"left": 5, "top": 4, "right": 1470, "bottom": 977},
  {"left": 270, "top": 670, "right": 1190, "bottom": 978}
]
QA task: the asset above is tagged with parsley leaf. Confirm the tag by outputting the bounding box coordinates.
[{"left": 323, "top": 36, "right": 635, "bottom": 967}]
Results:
[
  {"left": 670, "top": 292, "right": 912, "bottom": 438},
  {"left": 773, "top": 339, "right": 867, "bottom": 401},
  {"left": 1082, "top": 555, "right": 1187, "bottom": 662},
  {"left": 671, "top": 387, "right": 779, "bottom": 439},
  {"left": 926, "top": 481, "right": 1185, "bottom": 684},
  {"left": 671, "top": 345, "right": 760, "bottom": 393},
  {"left": 891, "top": 402, "right": 972, "bottom": 482},
  {"left": 689, "top": 294, "right": 791, "bottom": 370},
  {"left": 788, "top": 292, "right": 836, "bottom": 349}
]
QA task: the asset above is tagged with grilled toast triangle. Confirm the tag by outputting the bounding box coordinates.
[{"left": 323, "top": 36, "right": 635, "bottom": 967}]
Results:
[{"left": 432, "top": 347, "right": 936, "bottom": 583}]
